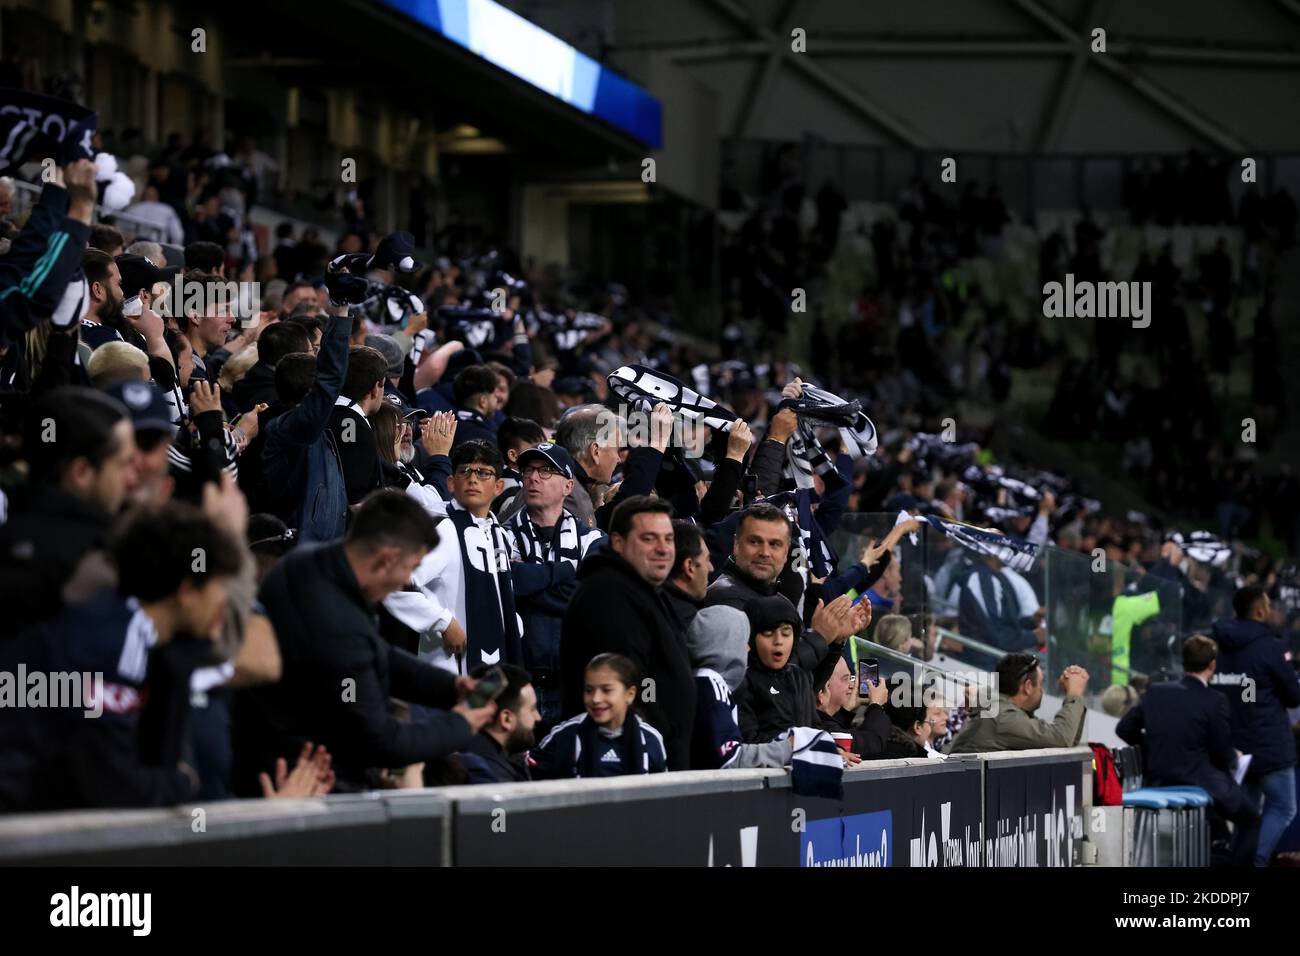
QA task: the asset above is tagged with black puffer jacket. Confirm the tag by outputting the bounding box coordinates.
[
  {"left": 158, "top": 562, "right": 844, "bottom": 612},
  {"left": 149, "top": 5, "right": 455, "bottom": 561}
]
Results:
[{"left": 734, "top": 653, "right": 818, "bottom": 743}]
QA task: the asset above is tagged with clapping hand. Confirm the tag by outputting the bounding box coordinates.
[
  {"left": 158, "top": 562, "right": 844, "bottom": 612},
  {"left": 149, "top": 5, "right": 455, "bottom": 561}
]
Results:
[
  {"left": 260, "top": 742, "right": 336, "bottom": 798},
  {"left": 420, "top": 411, "right": 457, "bottom": 457}
]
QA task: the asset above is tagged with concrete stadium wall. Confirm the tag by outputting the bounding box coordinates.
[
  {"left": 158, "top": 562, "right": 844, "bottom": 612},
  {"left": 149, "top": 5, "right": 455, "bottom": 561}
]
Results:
[{"left": 0, "top": 748, "right": 1093, "bottom": 867}]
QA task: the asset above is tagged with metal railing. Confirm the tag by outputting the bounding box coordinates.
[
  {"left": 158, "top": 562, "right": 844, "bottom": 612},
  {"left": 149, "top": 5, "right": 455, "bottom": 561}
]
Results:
[{"left": 830, "top": 513, "right": 1187, "bottom": 689}]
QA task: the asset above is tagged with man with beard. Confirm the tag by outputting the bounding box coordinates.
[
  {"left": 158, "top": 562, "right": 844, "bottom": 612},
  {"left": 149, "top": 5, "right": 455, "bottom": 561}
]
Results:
[
  {"left": 703, "top": 501, "right": 864, "bottom": 673},
  {"left": 456, "top": 663, "right": 540, "bottom": 783},
  {"left": 385, "top": 406, "right": 455, "bottom": 510},
  {"left": 79, "top": 249, "right": 133, "bottom": 351}
]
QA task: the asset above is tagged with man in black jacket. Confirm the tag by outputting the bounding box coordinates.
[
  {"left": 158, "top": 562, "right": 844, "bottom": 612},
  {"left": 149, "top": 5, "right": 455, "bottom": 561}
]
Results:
[
  {"left": 0, "top": 388, "right": 136, "bottom": 637},
  {"left": 1210, "top": 587, "right": 1300, "bottom": 865},
  {"left": 705, "top": 502, "right": 814, "bottom": 642},
  {"left": 329, "top": 345, "right": 388, "bottom": 505},
  {"left": 559, "top": 495, "right": 695, "bottom": 769},
  {"left": 231, "top": 490, "right": 498, "bottom": 793},
  {"left": 663, "top": 520, "right": 711, "bottom": 630},
  {"left": 1118, "top": 634, "right": 1261, "bottom": 867},
  {"left": 457, "top": 663, "right": 539, "bottom": 784}
]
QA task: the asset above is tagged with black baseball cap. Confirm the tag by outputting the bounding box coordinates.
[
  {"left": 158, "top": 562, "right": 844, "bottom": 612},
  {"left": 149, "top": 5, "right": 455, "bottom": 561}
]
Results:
[
  {"left": 100, "top": 380, "right": 176, "bottom": 435},
  {"left": 517, "top": 442, "right": 575, "bottom": 478},
  {"left": 115, "top": 254, "right": 179, "bottom": 298},
  {"left": 383, "top": 391, "right": 429, "bottom": 423}
]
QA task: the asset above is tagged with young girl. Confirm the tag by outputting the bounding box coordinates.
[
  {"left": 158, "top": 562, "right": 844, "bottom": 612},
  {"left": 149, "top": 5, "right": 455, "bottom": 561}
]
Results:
[{"left": 528, "top": 654, "right": 667, "bottom": 778}]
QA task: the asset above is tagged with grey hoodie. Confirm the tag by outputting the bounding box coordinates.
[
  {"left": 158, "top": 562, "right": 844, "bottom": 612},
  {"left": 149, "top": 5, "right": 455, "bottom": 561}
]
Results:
[
  {"left": 685, "top": 604, "right": 792, "bottom": 769},
  {"left": 685, "top": 605, "right": 750, "bottom": 691}
]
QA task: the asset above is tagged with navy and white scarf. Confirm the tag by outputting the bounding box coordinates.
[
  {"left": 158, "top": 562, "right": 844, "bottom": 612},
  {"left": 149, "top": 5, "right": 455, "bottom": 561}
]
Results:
[
  {"left": 506, "top": 507, "right": 601, "bottom": 570},
  {"left": 607, "top": 364, "right": 739, "bottom": 431},
  {"left": 445, "top": 502, "right": 523, "bottom": 669},
  {"left": 907, "top": 433, "right": 981, "bottom": 471},
  {"left": 1167, "top": 530, "right": 1232, "bottom": 568},
  {"left": 606, "top": 365, "right": 739, "bottom": 509},
  {"left": 982, "top": 505, "right": 1034, "bottom": 525},
  {"left": 534, "top": 309, "right": 608, "bottom": 354},
  {"left": 765, "top": 489, "right": 835, "bottom": 580},
  {"left": 782, "top": 384, "right": 876, "bottom": 491},
  {"left": 897, "top": 510, "right": 1039, "bottom": 573},
  {"left": 409, "top": 329, "right": 436, "bottom": 367},
  {"left": 783, "top": 727, "right": 844, "bottom": 800},
  {"left": 439, "top": 305, "right": 511, "bottom": 351},
  {"left": 962, "top": 466, "right": 1040, "bottom": 506}
]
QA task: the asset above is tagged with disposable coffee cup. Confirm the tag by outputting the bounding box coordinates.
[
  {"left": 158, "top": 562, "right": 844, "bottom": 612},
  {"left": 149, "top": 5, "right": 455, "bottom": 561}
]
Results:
[{"left": 831, "top": 732, "right": 853, "bottom": 753}]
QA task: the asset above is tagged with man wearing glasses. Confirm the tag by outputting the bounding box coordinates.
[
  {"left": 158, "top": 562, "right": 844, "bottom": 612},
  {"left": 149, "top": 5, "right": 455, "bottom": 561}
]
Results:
[
  {"left": 503, "top": 442, "right": 605, "bottom": 726},
  {"left": 947, "top": 652, "right": 1089, "bottom": 754},
  {"left": 404, "top": 440, "right": 524, "bottom": 676}
]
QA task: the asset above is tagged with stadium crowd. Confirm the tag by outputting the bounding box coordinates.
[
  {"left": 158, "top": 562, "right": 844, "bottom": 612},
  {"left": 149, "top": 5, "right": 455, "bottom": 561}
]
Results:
[{"left": 0, "top": 113, "right": 1297, "bottom": 866}]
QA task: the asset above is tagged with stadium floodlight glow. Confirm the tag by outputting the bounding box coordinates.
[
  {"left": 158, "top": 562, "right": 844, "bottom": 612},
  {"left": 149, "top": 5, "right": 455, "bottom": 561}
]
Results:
[{"left": 380, "top": 0, "right": 663, "bottom": 148}]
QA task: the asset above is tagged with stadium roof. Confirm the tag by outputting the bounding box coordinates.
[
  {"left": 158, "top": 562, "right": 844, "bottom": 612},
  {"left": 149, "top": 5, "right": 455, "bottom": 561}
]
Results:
[{"left": 501, "top": 0, "right": 1300, "bottom": 153}]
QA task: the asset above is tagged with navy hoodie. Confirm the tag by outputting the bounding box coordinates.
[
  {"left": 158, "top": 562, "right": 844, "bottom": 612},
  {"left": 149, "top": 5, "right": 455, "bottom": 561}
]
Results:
[{"left": 1209, "top": 617, "right": 1300, "bottom": 775}]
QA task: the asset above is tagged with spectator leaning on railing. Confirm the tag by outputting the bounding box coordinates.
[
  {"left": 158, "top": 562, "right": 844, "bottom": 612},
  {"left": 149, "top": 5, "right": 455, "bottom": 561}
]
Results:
[
  {"left": 230, "top": 490, "right": 498, "bottom": 794},
  {"left": 947, "top": 652, "right": 1088, "bottom": 754}
]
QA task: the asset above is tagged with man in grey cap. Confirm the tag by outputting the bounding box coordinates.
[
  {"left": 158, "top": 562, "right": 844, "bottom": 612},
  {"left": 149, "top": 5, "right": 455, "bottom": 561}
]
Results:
[{"left": 365, "top": 333, "right": 407, "bottom": 405}]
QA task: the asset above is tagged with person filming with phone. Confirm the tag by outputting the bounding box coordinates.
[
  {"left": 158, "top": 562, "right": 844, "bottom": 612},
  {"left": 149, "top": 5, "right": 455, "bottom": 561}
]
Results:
[
  {"left": 946, "top": 652, "right": 1088, "bottom": 754},
  {"left": 814, "top": 655, "right": 892, "bottom": 760},
  {"left": 456, "top": 664, "right": 541, "bottom": 784}
]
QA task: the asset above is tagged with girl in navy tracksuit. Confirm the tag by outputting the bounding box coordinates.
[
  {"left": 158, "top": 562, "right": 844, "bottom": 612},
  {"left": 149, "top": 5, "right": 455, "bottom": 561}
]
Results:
[{"left": 528, "top": 653, "right": 667, "bottom": 778}]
